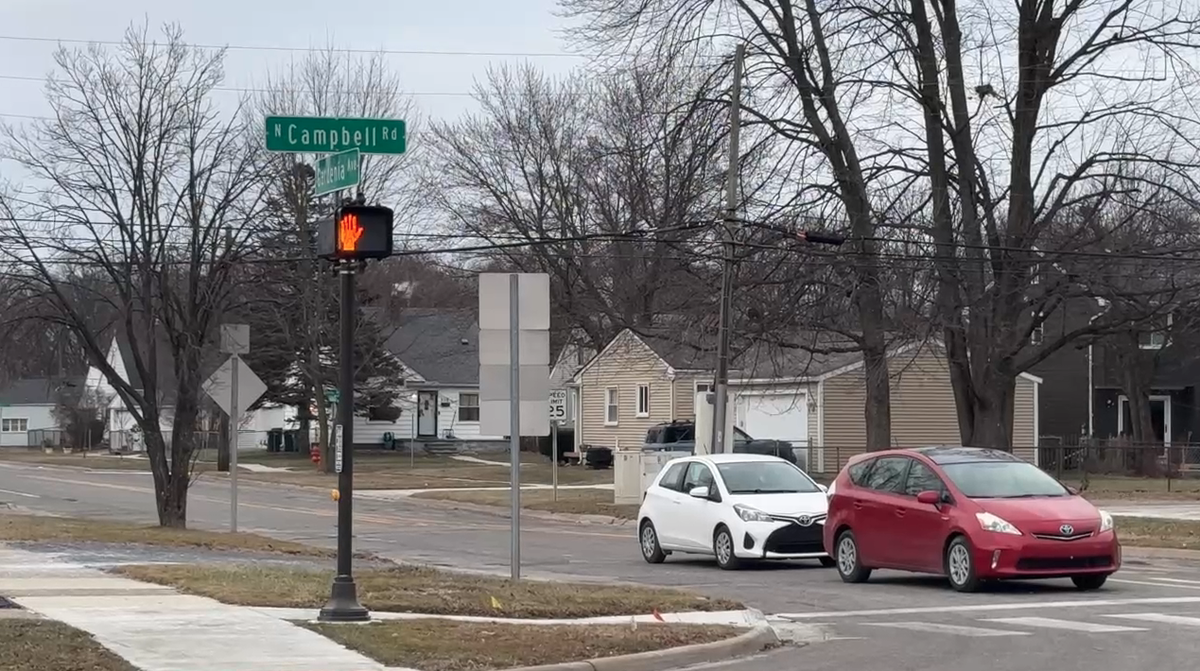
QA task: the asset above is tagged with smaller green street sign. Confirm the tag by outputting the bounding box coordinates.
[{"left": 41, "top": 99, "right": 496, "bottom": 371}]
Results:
[
  {"left": 265, "top": 116, "right": 406, "bottom": 155},
  {"left": 314, "top": 148, "right": 361, "bottom": 197},
  {"left": 325, "top": 389, "right": 340, "bottom": 403}
]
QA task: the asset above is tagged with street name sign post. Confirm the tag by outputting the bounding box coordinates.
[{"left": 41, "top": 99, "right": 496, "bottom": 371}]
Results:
[{"left": 314, "top": 148, "right": 361, "bottom": 197}]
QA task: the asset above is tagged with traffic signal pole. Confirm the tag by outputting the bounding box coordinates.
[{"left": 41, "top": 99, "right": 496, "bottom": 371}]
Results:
[{"left": 319, "top": 193, "right": 369, "bottom": 623}]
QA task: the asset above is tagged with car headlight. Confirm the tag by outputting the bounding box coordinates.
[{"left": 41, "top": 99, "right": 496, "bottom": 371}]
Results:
[
  {"left": 1099, "top": 510, "right": 1115, "bottom": 533},
  {"left": 976, "top": 512, "right": 1021, "bottom": 535},
  {"left": 734, "top": 504, "right": 774, "bottom": 523}
]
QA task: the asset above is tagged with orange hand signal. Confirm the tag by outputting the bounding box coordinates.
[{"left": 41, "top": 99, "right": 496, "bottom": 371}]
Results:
[{"left": 338, "top": 213, "right": 364, "bottom": 252}]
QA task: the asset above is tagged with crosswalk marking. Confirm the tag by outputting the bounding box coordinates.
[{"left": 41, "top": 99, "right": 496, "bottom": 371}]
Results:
[
  {"left": 1105, "top": 613, "right": 1200, "bottom": 627},
  {"left": 776, "top": 596, "right": 1200, "bottom": 620},
  {"left": 978, "top": 616, "right": 1147, "bottom": 633},
  {"left": 863, "top": 621, "right": 1030, "bottom": 637},
  {"left": 1110, "top": 578, "right": 1200, "bottom": 591}
]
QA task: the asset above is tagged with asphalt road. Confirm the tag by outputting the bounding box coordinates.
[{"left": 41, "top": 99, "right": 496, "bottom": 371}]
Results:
[{"left": 4, "top": 461, "right": 1200, "bottom": 671}]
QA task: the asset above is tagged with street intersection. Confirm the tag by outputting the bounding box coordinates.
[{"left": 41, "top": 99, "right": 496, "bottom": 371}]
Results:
[{"left": 3, "top": 461, "right": 1200, "bottom": 671}]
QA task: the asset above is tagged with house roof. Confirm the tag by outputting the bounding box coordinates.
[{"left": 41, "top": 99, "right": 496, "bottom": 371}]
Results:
[
  {"left": 0, "top": 376, "right": 84, "bottom": 406},
  {"left": 382, "top": 309, "right": 480, "bottom": 386}
]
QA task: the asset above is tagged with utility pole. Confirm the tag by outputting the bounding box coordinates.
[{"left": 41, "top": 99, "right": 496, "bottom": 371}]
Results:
[{"left": 711, "top": 43, "right": 745, "bottom": 455}]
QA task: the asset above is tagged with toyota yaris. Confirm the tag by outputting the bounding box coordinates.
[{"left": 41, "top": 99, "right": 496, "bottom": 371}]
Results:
[
  {"left": 823, "top": 446, "right": 1120, "bottom": 592},
  {"left": 637, "top": 453, "right": 833, "bottom": 570}
]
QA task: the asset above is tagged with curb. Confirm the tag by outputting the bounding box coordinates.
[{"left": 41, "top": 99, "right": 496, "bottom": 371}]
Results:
[
  {"left": 502, "top": 625, "right": 780, "bottom": 671},
  {"left": 401, "top": 496, "right": 635, "bottom": 528}
]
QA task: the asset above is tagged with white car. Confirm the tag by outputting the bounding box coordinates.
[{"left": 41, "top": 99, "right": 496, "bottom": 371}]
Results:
[{"left": 636, "top": 453, "right": 835, "bottom": 570}]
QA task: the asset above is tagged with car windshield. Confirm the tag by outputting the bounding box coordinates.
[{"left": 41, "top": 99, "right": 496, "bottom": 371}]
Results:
[
  {"left": 941, "top": 461, "right": 1070, "bottom": 498},
  {"left": 717, "top": 461, "right": 821, "bottom": 494}
]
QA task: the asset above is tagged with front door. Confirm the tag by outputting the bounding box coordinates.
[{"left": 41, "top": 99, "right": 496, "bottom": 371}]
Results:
[
  {"left": 894, "top": 458, "right": 951, "bottom": 571},
  {"left": 417, "top": 391, "right": 438, "bottom": 437}
]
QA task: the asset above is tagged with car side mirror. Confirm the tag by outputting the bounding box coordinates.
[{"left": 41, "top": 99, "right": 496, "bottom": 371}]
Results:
[
  {"left": 916, "top": 490, "right": 942, "bottom": 505},
  {"left": 817, "top": 484, "right": 828, "bottom": 493},
  {"left": 1066, "top": 486, "right": 1079, "bottom": 495},
  {"left": 688, "top": 486, "right": 710, "bottom": 499}
]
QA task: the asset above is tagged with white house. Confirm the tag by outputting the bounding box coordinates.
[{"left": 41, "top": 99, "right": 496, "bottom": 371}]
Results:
[
  {"left": 353, "top": 309, "right": 504, "bottom": 447},
  {"left": 84, "top": 336, "right": 289, "bottom": 453},
  {"left": 0, "top": 377, "right": 81, "bottom": 447}
]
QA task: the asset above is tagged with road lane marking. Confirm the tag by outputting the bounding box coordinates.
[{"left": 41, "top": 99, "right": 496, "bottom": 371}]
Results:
[
  {"left": 863, "top": 621, "right": 1030, "bottom": 637},
  {"left": 1131, "top": 576, "right": 1200, "bottom": 585},
  {"left": 1111, "top": 578, "right": 1200, "bottom": 590},
  {"left": 776, "top": 596, "right": 1200, "bottom": 619},
  {"left": 0, "top": 488, "right": 40, "bottom": 498},
  {"left": 981, "top": 616, "right": 1147, "bottom": 633},
  {"left": 1106, "top": 613, "right": 1200, "bottom": 626}
]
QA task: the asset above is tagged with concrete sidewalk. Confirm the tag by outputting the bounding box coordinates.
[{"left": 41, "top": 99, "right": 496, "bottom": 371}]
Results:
[{"left": 0, "top": 547, "right": 410, "bottom": 671}]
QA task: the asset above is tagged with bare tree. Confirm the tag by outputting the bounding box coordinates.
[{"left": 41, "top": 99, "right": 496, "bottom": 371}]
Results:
[
  {"left": 425, "top": 55, "right": 740, "bottom": 353},
  {"left": 0, "top": 22, "right": 266, "bottom": 527},
  {"left": 243, "top": 47, "right": 417, "bottom": 470}
]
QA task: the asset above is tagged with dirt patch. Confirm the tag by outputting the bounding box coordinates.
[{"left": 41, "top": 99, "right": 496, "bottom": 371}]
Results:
[
  {"left": 0, "top": 619, "right": 137, "bottom": 671},
  {"left": 115, "top": 563, "right": 740, "bottom": 618},
  {"left": 1115, "top": 516, "right": 1200, "bottom": 550},
  {"left": 0, "top": 513, "right": 332, "bottom": 558},
  {"left": 304, "top": 619, "right": 741, "bottom": 671},
  {"left": 414, "top": 487, "right": 638, "bottom": 520}
]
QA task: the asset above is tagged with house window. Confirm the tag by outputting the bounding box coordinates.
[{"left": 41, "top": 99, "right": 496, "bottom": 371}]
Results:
[
  {"left": 367, "top": 406, "right": 401, "bottom": 422},
  {"left": 1031, "top": 310, "right": 1045, "bottom": 345},
  {"left": 1, "top": 418, "right": 28, "bottom": 433},
  {"left": 636, "top": 384, "right": 650, "bottom": 417},
  {"left": 695, "top": 382, "right": 711, "bottom": 393},
  {"left": 1140, "top": 312, "right": 1173, "bottom": 350},
  {"left": 458, "top": 393, "right": 480, "bottom": 422},
  {"left": 605, "top": 387, "right": 619, "bottom": 425}
]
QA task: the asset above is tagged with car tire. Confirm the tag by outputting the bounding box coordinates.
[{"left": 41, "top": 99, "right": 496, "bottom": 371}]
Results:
[
  {"left": 945, "top": 535, "right": 983, "bottom": 592},
  {"left": 713, "top": 526, "right": 742, "bottom": 570},
  {"left": 639, "top": 520, "right": 667, "bottom": 564},
  {"left": 819, "top": 556, "right": 837, "bottom": 568},
  {"left": 834, "top": 530, "right": 871, "bottom": 583},
  {"left": 1071, "top": 574, "right": 1108, "bottom": 591}
]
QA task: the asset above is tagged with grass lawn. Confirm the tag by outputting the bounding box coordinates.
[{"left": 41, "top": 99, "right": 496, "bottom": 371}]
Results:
[
  {"left": 414, "top": 487, "right": 637, "bottom": 520},
  {"left": 304, "top": 619, "right": 741, "bottom": 671},
  {"left": 0, "top": 619, "right": 137, "bottom": 671},
  {"left": 1074, "top": 475, "right": 1200, "bottom": 499},
  {"left": 1115, "top": 517, "right": 1200, "bottom": 550},
  {"left": 114, "top": 563, "right": 740, "bottom": 618},
  {"left": 0, "top": 513, "right": 332, "bottom": 557}
]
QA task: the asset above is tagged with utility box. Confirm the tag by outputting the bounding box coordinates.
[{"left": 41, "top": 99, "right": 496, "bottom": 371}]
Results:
[{"left": 694, "top": 389, "right": 735, "bottom": 454}]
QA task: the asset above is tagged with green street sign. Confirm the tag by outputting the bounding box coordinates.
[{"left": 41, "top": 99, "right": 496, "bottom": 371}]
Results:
[
  {"left": 325, "top": 389, "right": 340, "bottom": 403},
  {"left": 265, "top": 116, "right": 406, "bottom": 155},
  {"left": 314, "top": 148, "right": 361, "bottom": 197}
]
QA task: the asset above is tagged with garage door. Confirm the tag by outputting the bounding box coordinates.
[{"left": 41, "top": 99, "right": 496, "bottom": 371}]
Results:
[{"left": 739, "top": 392, "right": 808, "bottom": 443}]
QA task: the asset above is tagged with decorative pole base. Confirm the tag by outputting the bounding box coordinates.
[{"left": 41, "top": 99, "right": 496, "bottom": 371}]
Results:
[{"left": 317, "top": 576, "right": 370, "bottom": 622}]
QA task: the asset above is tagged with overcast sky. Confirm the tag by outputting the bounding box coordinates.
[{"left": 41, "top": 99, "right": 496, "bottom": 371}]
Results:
[{"left": 0, "top": 0, "right": 584, "bottom": 125}]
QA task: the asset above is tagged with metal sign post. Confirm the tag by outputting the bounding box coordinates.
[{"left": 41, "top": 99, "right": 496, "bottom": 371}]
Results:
[
  {"left": 508, "top": 273, "right": 521, "bottom": 579},
  {"left": 552, "top": 422, "right": 559, "bottom": 502}
]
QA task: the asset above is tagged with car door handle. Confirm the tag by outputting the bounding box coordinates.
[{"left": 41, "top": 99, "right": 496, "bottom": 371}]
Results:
[
  {"left": 852, "top": 502, "right": 863, "bottom": 510},
  {"left": 894, "top": 508, "right": 906, "bottom": 517}
]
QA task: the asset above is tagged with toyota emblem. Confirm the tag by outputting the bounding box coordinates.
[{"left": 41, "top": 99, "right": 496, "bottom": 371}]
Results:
[
  {"left": 797, "top": 515, "right": 812, "bottom": 526},
  {"left": 1060, "top": 524, "right": 1074, "bottom": 535}
]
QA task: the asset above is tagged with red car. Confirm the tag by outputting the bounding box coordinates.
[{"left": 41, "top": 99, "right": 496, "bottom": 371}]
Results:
[{"left": 823, "top": 446, "right": 1120, "bottom": 592}]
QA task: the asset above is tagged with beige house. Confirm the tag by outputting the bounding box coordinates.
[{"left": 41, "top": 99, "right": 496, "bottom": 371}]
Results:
[{"left": 572, "top": 329, "right": 1042, "bottom": 476}]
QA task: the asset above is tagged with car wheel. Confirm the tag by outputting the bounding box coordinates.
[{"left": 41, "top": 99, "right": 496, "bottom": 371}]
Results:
[
  {"left": 835, "top": 530, "right": 871, "bottom": 583},
  {"left": 819, "top": 556, "right": 837, "bottom": 568},
  {"left": 1071, "top": 574, "right": 1108, "bottom": 591},
  {"left": 945, "top": 536, "right": 982, "bottom": 592},
  {"left": 713, "top": 526, "right": 742, "bottom": 570},
  {"left": 639, "top": 520, "right": 667, "bottom": 564}
]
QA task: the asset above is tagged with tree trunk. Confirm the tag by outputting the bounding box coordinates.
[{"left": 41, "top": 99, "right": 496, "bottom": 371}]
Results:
[
  {"left": 1119, "top": 352, "right": 1158, "bottom": 476},
  {"left": 964, "top": 377, "right": 1016, "bottom": 449},
  {"left": 314, "top": 381, "right": 332, "bottom": 474},
  {"left": 860, "top": 322, "right": 892, "bottom": 450},
  {"left": 216, "top": 413, "right": 230, "bottom": 472}
]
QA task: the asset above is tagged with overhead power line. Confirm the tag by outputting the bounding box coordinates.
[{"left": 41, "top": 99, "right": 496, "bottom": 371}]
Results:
[
  {"left": 0, "top": 73, "right": 477, "bottom": 98},
  {"left": 0, "top": 34, "right": 590, "bottom": 59}
]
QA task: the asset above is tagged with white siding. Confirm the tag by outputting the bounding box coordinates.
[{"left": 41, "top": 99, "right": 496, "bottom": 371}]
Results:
[
  {"left": 0, "top": 404, "right": 58, "bottom": 447},
  {"left": 351, "top": 388, "right": 502, "bottom": 446}
]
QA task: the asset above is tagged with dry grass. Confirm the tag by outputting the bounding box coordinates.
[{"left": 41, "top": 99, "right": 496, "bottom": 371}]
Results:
[
  {"left": 0, "top": 619, "right": 137, "bottom": 671},
  {"left": 1060, "top": 475, "right": 1200, "bottom": 499},
  {"left": 414, "top": 488, "right": 638, "bottom": 520},
  {"left": 0, "top": 451, "right": 152, "bottom": 471},
  {"left": 305, "top": 619, "right": 741, "bottom": 671},
  {"left": 1116, "top": 516, "right": 1200, "bottom": 550},
  {"left": 0, "top": 513, "right": 332, "bottom": 557},
  {"left": 114, "top": 564, "right": 740, "bottom": 618}
]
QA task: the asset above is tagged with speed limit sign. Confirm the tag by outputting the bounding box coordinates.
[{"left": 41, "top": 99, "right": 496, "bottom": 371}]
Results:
[{"left": 549, "top": 389, "right": 568, "bottom": 424}]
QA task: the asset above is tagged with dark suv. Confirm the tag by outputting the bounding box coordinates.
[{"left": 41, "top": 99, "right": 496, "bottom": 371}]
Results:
[{"left": 642, "top": 420, "right": 799, "bottom": 464}]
